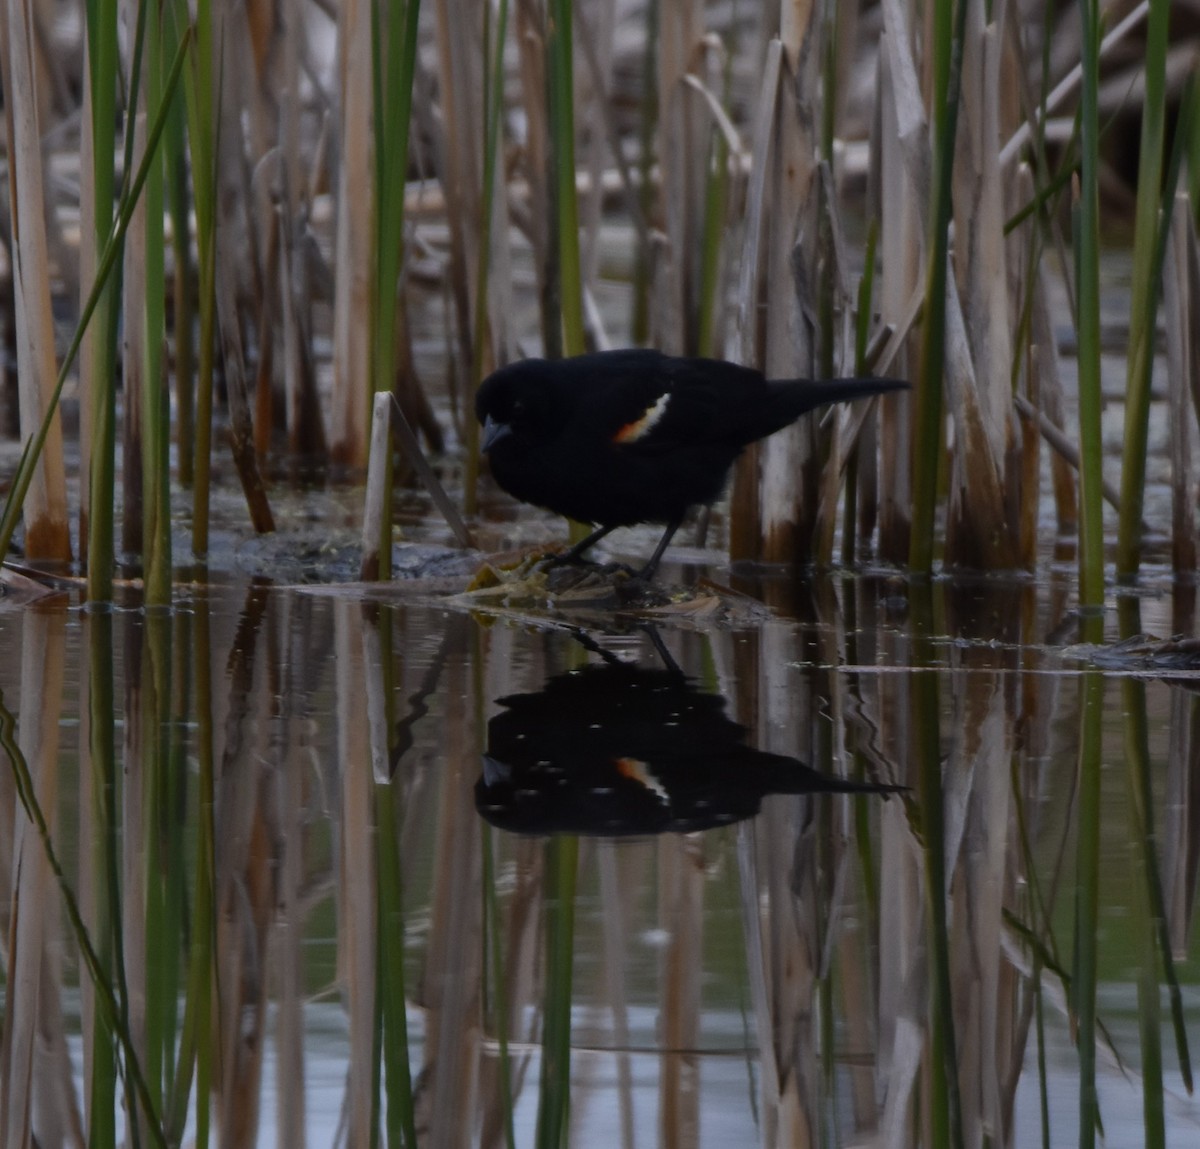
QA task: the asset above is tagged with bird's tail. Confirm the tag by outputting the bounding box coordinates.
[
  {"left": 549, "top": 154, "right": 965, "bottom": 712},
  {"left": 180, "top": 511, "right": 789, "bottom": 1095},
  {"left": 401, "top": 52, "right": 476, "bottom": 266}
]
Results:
[{"left": 769, "top": 375, "right": 909, "bottom": 418}]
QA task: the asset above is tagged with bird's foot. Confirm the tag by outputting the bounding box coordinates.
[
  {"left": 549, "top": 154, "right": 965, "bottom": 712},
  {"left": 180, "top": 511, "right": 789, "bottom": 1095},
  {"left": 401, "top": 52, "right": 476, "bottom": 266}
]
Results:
[{"left": 543, "top": 547, "right": 592, "bottom": 569}]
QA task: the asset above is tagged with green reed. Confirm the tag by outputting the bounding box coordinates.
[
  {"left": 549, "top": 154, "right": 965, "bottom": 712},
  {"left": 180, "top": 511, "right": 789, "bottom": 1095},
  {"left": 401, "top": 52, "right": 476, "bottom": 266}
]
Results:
[
  {"left": 536, "top": 835, "right": 579, "bottom": 1149},
  {"left": 547, "top": 0, "right": 585, "bottom": 360},
  {"left": 465, "top": 0, "right": 511, "bottom": 517},
  {"left": 1074, "top": 0, "right": 1105, "bottom": 609},
  {"left": 369, "top": 0, "right": 422, "bottom": 576},
  {"left": 86, "top": 612, "right": 120, "bottom": 1147},
  {"left": 1074, "top": 634, "right": 1104, "bottom": 1149},
  {"left": 140, "top": 0, "right": 171, "bottom": 604},
  {"left": 375, "top": 608, "right": 418, "bottom": 1145},
  {"left": 82, "top": 0, "right": 120, "bottom": 601},
  {"left": 178, "top": 0, "right": 216, "bottom": 558},
  {"left": 909, "top": 0, "right": 966, "bottom": 575},
  {"left": 1116, "top": 0, "right": 1170, "bottom": 581},
  {"left": 912, "top": 585, "right": 963, "bottom": 1148}
]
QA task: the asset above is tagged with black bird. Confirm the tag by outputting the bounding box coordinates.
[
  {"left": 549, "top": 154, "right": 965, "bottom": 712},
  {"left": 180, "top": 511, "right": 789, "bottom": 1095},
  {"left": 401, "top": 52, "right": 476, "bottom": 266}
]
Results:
[
  {"left": 476, "top": 659, "right": 904, "bottom": 837},
  {"left": 476, "top": 348, "right": 906, "bottom": 577}
]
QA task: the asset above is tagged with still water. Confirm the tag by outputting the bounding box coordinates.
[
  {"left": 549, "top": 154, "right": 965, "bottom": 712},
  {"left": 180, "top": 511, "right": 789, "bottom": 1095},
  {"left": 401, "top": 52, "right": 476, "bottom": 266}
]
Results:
[{"left": 1, "top": 561, "right": 1199, "bottom": 1146}]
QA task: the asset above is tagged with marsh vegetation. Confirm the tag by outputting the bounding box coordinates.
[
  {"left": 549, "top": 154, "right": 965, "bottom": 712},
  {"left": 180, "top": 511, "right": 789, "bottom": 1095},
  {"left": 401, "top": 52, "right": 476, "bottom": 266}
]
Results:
[{"left": 2, "top": 1, "right": 1200, "bottom": 1146}]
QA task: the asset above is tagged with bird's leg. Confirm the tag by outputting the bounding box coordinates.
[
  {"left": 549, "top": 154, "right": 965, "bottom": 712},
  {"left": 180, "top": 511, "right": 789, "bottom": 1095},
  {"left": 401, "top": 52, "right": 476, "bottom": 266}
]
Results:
[
  {"left": 637, "top": 518, "right": 682, "bottom": 580},
  {"left": 549, "top": 523, "right": 618, "bottom": 566}
]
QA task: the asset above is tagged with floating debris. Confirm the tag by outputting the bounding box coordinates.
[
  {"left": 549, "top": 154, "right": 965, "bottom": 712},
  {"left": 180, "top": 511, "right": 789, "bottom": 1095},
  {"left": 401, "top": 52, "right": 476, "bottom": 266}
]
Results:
[{"left": 453, "top": 553, "right": 773, "bottom": 628}]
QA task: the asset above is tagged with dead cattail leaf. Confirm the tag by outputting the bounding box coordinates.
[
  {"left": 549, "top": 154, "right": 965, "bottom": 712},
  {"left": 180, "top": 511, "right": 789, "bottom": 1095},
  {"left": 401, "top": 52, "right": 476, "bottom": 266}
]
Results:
[{"left": 1164, "top": 192, "right": 1199, "bottom": 574}]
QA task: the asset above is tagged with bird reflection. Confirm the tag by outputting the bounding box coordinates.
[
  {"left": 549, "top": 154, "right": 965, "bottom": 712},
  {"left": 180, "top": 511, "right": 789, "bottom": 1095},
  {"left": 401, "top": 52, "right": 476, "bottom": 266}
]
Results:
[{"left": 476, "top": 654, "right": 902, "bottom": 837}]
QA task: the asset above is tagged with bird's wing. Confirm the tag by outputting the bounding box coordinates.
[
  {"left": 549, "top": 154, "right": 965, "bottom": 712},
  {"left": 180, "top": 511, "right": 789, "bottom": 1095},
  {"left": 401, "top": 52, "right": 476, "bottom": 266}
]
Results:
[{"left": 591, "top": 372, "right": 738, "bottom": 455}]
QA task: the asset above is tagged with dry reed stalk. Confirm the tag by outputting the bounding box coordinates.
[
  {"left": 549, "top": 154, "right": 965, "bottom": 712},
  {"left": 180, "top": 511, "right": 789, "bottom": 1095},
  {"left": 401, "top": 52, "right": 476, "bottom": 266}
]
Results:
[
  {"left": 479, "top": 833, "right": 542, "bottom": 1141},
  {"left": 330, "top": 0, "right": 373, "bottom": 466},
  {"left": 1162, "top": 686, "right": 1200, "bottom": 958},
  {"left": 1164, "top": 193, "right": 1200, "bottom": 575},
  {"left": 595, "top": 840, "right": 636, "bottom": 1146},
  {"left": 119, "top": 618, "right": 150, "bottom": 1144},
  {"left": 269, "top": 598, "right": 310, "bottom": 1148},
  {"left": 211, "top": 589, "right": 275, "bottom": 1146},
  {"left": 1009, "top": 163, "right": 1041, "bottom": 566},
  {"left": 656, "top": 835, "right": 703, "bottom": 1144},
  {"left": 765, "top": 622, "right": 821, "bottom": 1141},
  {"left": 576, "top": 0, "right": 618, "bottom": 296},
  {"left": 722, "top": 621, "right": 824, "bottom": 1142},
  {"left": 875, "top": 802, "right": 923, "bottom": 1144},
  {"left": 729, "top": 39, "right": 782, "bottom": 564},
  {"left": 944, "top": 653, "right": 1015, "bottom": 1143},
  {"left": 869, "top": 598, "right": 921, "bottom": 1136},
  {"left": 0, "top": 610, "right": 71, "bottom": 1145},
  {"left": 254, "top": 195, "right": 281, "bottom": 457},
  {"left": 943, "top": 266, "right": 1016, "bottom": 567},
  {"left": 515, "top": 0, "right": 553, "bottom": 351},
  {"left": 656, "top": 0, "right": 704, "bottom": 355},
  {"left": 816, "top": 609, "right": 884, "bottom": 1131},
  {"left": 1027, "top": 264, "right": 1079, "bottom": 531},
  {"left": 435, "top": 0, "right": 486, "bottom": 377},
  {"left": 360, "top": 393, "right": 394, "bottom": 581},
  {"left": 945, "top": 13, "right": 1019, "bottom": 569},
  {"left": 757, "top": 5, "right": 819, "bottom": 567},
  {"left": 78, "top": 61, "right": 97, "bottom": 566},
  {"left": 361, "top": 606, "right": 391, "bottom": 780},
  {"left": 273, "top": 591, "right": 338, "bottom": 1139},
  {"left": 212, "top": 15, "right": 274, "bottom": 534},
  {"left": 1000, "top": 0, "right": 1149, "bottom": 168},
  {"left": 475, "top": 627, "right": 541, "bottom": 1143},
  {"left": 0, "top": 0, "right": 71, "bottom": 562},
  {"left": 277, "top": 192, "right": 327, "bottom": 456},
  {"left": 872, "top": 38, "right": 919, "bottom": 563},
  {"left": 418, "top": 646, "right": 483, "bottom": 1140},
  {"left": 333, "top": 599, "right": 376, "bottom": 1146}
]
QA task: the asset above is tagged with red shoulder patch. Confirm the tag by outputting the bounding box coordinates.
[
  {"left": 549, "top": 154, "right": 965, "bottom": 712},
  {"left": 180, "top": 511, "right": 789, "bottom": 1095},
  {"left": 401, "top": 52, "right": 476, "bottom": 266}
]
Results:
[{"left": 613, "top": 392, "right": 671, "bottom": 443}]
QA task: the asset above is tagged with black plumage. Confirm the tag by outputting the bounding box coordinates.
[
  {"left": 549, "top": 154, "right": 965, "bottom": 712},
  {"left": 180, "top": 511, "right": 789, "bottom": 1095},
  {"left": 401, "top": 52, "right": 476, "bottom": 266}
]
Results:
[{"left": 477, "top": 349, "right": 906, "bottom": 577}]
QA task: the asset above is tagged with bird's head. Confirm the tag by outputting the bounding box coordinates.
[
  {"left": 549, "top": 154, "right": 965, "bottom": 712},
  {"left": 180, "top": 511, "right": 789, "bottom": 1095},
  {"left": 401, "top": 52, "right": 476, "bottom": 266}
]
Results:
[{"left": 476, "top": 359, "right": 569, "bottom": 456}]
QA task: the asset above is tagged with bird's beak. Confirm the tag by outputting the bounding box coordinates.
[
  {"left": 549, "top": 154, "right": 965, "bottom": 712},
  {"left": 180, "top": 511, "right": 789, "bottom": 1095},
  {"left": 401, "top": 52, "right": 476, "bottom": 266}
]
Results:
[
  {"left": 482, "top": 754, "right": 510, "bottom": 786},
  {"left": 481, "top": 415, "right": 512, "bottom": 454}
]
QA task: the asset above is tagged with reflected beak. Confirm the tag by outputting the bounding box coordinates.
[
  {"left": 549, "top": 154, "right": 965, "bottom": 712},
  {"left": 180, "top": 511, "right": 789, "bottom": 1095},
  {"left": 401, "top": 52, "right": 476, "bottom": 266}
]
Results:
[
  {"left": 481, "top": 415, "right": 512, "bottom": 454},
  {"left": 482, "top": 754, "right": 511, "bottom": 786}
]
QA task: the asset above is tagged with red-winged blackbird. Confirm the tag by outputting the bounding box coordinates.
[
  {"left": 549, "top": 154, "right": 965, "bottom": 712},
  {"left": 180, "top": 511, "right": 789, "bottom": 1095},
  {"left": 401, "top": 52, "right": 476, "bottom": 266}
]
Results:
[{"left": 476, "top": 348, "right": 907, "bottom": 577}]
